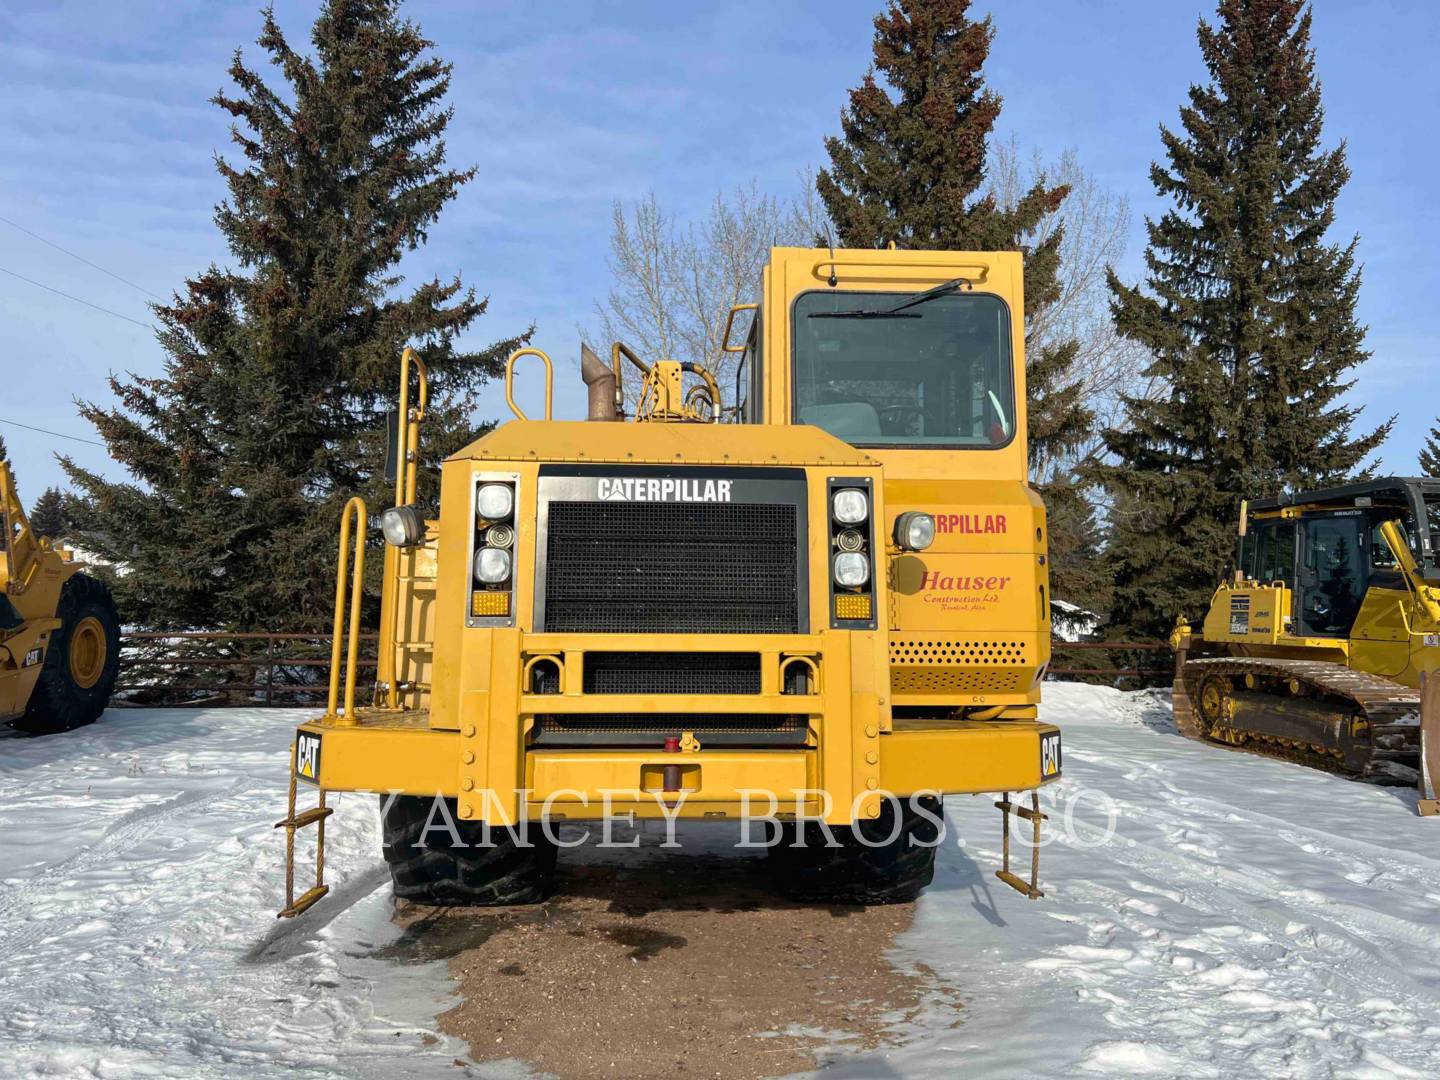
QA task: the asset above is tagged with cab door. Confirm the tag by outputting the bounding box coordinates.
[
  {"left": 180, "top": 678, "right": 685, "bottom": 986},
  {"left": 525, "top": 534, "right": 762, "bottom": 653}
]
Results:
[{"left": 1295, "top": 512, "right": 1368, "bottom": 637}]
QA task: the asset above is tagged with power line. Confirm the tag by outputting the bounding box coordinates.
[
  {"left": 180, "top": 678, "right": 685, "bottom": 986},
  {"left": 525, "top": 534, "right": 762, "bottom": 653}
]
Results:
[
  {"left": 0, "top": 265, "right": 154, "bottom": 330},
  {"left": 0, "top": 416, "right": 106, "bottom": 448},
  {"left": 0, "top": 214, "right": 165, "bottom": 301}
]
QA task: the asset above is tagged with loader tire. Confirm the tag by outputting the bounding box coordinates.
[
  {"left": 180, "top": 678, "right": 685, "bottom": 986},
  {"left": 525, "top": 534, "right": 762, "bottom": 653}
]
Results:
[
  {"left": 380, "top": 795, "right": 558, "bottom": 906},
  {"left": 14, "top": 574, "right": 121, "bottom": 735},
  {"left": 766, "top": 795, "right": 941, "bottom": 905}
]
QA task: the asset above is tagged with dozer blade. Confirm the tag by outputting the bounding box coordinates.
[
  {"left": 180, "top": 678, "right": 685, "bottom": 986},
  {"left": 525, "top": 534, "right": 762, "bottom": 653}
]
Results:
[
  {"left": 1172, "top": 671, "right": 1200, "bottom": 739},
  {"left": 1420, "top": 675, "right": 1440, "bottom": 817}
]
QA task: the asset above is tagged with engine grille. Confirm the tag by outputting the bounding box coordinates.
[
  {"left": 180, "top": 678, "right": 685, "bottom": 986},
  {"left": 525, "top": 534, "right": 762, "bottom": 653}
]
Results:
[
  {"left": 583, "top": 652, "right": 761, "bottom": 695},
  {"left": 542, "top": 501, "right": 800, "bottom": 633},
  {"left": 531, "top": 713, "right": 807, "bottom": 747}
]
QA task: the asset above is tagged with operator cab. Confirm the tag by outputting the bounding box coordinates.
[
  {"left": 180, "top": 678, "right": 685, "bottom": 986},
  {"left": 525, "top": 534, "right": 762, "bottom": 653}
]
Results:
[
  {"left": 790, "top": 288, "right": 1015, "bottom": 449},
  {"left": 734, "top": 280, "right": 1016, "bottom": 449},
  {"left": 1242, "top": 477, "right": 1440, "bottom": 638}
]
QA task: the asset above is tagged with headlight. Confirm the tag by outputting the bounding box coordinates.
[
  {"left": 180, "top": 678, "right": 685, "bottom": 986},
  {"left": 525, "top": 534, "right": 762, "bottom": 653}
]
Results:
[
  {"left": 833, "top": 551, "right": 870, "bottom": 588},
  {"left": 477, "top": 483, "right": 514, "bottom": 520},
  {"left": 475, "top": 547, "right": 512, "bottom": 584},
  {"left": 832, "top": 488, "right": 868, "bottom": 525},
  {"left": 894, "top": 511, "right": 936, "bottom": 551},
  {"left": 381, "top": 505, "right": 424, "bottom": 547}
]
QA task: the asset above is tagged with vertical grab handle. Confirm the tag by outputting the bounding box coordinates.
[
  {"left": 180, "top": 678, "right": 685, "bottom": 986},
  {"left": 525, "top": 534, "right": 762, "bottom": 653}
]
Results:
[
  {"left": 326, "top": 496, "right": 368, "bottom": 723},
  {"left": 381, "top": 348, "right": 428, "bottom": 711},
  {"left": 504, "top": 348, "right": 554, "bottom": 421},
  {"left": 395, "top": 347, "right": 429, "bottom": 509}
]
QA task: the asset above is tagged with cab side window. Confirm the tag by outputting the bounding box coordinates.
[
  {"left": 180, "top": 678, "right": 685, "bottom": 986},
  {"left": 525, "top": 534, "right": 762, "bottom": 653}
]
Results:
[
  {"left": 1244, "top": 522, "right": 1296, "bottom": 584},
  {"left": 1368, "top": 514, "right": 1417, "bottom": 572}
]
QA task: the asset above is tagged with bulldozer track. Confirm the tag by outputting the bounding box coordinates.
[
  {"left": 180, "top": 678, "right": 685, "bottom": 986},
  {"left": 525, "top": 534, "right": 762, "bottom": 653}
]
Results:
[{"left": 1181, "top": 657, "right": 1421, "bottom": 778}]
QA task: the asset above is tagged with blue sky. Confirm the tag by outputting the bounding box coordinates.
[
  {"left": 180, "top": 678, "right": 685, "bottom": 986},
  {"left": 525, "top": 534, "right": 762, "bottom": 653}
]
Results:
[{"left": 1, "top": 0, "right": 1436, "bottom": 497}]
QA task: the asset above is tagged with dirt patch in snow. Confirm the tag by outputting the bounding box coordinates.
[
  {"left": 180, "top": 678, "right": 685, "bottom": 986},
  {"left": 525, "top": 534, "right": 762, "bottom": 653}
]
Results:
[{"left": 389, "top": 824, "right": 960, "bottom": 1080}]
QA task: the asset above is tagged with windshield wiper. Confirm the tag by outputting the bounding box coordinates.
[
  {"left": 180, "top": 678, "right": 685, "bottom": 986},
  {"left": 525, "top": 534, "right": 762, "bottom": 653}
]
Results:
[{"left": 806, "top": 277, "right": 970, "bottom": 319}]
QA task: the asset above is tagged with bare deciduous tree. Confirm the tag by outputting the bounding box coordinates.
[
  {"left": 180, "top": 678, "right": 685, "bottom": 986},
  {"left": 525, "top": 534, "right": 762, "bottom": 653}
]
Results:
[
  {"left": 986, "top": 138, "right": 1152, "bottom": 477},
  {"left": 591, "top": 181, "right": 816, "bottom": 409}
]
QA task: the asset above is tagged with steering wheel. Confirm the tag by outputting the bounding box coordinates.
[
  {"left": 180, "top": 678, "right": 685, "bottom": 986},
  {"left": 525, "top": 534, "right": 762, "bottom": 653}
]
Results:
[{"left": 878, "top": 405, "right": 926, "bottom": 435}]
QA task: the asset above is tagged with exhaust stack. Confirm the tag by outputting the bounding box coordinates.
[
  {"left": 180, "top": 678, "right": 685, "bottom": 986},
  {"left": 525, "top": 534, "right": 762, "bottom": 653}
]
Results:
[{"left": 581, "top": 342, "right": 618, "bottom": 421}]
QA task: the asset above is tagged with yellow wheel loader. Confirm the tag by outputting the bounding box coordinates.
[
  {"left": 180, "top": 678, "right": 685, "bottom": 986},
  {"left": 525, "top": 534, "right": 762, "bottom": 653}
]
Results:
[
  {"left": 276, "top": 248, "right": 1062, "bottom": 918},
  {"left": 1, "top": 460, "right": 121, "bottom": 734},
  {"left": 1173, "top": 477, "right": 1440, "bottom": 811}
]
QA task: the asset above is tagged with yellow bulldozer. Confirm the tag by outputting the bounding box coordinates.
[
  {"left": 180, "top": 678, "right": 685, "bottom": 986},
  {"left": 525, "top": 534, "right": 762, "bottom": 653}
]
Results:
[
  {"left": 1173, "top": 477, "right": 1440, "bottom": 812},
  {"left": 276, "top": 247, "right": 1063, "bottom": 917},
  {"left": 1, "top": 458, "right": 121, "bottom": 734}
]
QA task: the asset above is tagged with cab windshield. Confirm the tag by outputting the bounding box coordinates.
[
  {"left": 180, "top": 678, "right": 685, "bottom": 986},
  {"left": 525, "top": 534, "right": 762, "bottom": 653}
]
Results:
[{"left": 792, "top": 290, "right": 1015, "bottom": 448}]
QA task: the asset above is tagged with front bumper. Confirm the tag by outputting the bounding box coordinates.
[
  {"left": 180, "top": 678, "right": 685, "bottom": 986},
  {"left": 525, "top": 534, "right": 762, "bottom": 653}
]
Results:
[{"left": 295, "top": 628, "right": 1061, "bottom": 825}]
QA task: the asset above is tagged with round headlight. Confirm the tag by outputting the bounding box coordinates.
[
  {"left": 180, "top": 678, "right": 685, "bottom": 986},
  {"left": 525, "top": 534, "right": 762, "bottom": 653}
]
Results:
[
  {"left": 833, "top": 551, "right": 870, "bottom": 588},
  {"left": 486, "top": 523, "right": 515, "bottom": 548},
  {"left": 381, "top": 505, "right": 424, "bottom": 547},
  {"left": 895, "top": 511, "right": 936, "bottom": 551},
  {"left": 475, "top": 546, "right": 512, "bottom": 584},
  {"left": 832, "top": 487, "right": 868, "bottom": 525},
  {"left": 477, "top": 483, "right": 514, "bottom": 520}
]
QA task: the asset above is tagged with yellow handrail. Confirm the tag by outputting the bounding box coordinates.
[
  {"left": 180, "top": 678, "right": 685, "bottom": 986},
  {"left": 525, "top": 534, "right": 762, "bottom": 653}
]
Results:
[
  {"left": 380, "top": 347, "right": 428, "bottom": 710},
  {"left": 810, "top": 257, "right": 991, "bottom": 284},
  {"left": 609, "top": 342, "right": 652, "bottom": 417},
  {"left": 326, "top": 496, "right": 368, "bottom": 724},
  {"left": 504, "top": 348, "right": 554, "bottom": 421},
  {"left": 720, "top": 303, "right": 758, "bottom": 354},
  {"left": 394, "top": 347, "right": 429, "bottom": 508}
]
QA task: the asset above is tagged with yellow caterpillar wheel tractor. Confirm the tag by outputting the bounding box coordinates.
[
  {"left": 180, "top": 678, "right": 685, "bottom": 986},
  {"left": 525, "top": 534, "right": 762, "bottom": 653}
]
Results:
[
  {"left": 1173, "top": 477, "right": 1440, "bottom": 811},
  {"left": 1, "top": 459, "right": 121, "bottom": 734},
  {"left": 276, "top": 247, "right": 1062, "bottom": 918}
]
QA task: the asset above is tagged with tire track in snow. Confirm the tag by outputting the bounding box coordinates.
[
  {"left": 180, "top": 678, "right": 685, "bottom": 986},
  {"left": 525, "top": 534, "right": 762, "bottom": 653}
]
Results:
[
  {"left": 1022, "top": 794, "right": 1440, "bottom": 1075},
  {"left": 0, "top": 777, "right": 247, "bottom": 961}
]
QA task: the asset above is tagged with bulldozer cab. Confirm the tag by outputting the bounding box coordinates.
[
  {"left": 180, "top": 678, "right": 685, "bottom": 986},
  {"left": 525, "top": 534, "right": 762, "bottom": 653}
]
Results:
[{"left": 1208, "top": 477, "right": 1440, "bottom": 669}]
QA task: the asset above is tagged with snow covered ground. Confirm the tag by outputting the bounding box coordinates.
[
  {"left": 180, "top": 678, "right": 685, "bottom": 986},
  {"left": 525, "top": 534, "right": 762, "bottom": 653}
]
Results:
[{"left": 2, "top": 685, "right": 1438, "bottom": 1078}]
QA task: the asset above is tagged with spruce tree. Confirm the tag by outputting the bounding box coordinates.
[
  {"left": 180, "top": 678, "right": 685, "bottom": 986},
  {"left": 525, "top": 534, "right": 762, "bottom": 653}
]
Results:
[
  {"left": 1043, "top": 474, "right": 1110, "bottom": 627},
  {"left": 62, "top": 0, "right": 527, "bottom": 632},
  {"left": 1094, "top": 0, "right": 1389, "bottom": 640},
  {"left": 1421, "top": 421, "right": 1440, "bottom": 476},
  {"left": 29, "top": 487, "right": 68, "bottom": 539},
  {"left": 0, "top": 433, "right": 8, "bottom": 461},
  {"left": 817, "top": 0, "right": 1092, "bottom": 466}
]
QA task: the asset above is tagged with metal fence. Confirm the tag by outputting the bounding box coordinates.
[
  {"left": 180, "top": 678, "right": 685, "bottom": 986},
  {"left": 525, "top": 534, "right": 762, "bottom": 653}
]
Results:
[
  {"left": 115, "top": 631, "right": 378, "bottom": 708},
  {"left": 1049, "top": 640, "right": 1175, "bottom": 682},
  {"left": 112, "top": 632, "right": 1173, "bottom": 707}
]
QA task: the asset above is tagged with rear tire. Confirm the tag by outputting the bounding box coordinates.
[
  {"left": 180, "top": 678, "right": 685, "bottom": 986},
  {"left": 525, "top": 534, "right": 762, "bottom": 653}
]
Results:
[
  {"left": 380, "top": 795, "right": 558, "bottom": 905},
  {"left": 13, "top": 573, "right": 120, "bottom": 735},
  {"left": 766, "top": 795, "right": 942, "bottom": 904}
]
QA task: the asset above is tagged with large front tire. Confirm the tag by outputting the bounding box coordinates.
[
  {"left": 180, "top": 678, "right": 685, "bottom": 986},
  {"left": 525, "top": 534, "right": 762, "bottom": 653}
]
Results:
[
  {"left": 380, "top": 795, "right": 558, "bottom": 905},
  {"left": 14, "top": 573, "right": 121, "bottom": 735},
  {"left": 766, "top": 795, "right": 942, "bottom": 904}
]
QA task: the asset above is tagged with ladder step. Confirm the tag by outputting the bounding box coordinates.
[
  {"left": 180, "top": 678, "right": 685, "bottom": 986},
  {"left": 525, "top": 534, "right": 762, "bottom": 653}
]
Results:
[
  {"left": 274, "top": 805, "right": 334, "bottom": 830},
  {"left": 277, "top": 885, "right": 330, "bottom": 919},
  {"left": 996, "top": 869, "right": 1045, "bottom": 900},
  {"left": 994, "top": 799, "right": 1048, "bottom": 823}
]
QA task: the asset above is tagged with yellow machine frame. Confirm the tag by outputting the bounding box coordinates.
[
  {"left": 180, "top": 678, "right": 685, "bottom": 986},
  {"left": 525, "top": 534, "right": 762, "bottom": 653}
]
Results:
[
  {"left": 280, "top": 249, "right": 1061, "bottom": 914},
  {"left": 0, "top": 462, "right": 80, "bottom": 721}
]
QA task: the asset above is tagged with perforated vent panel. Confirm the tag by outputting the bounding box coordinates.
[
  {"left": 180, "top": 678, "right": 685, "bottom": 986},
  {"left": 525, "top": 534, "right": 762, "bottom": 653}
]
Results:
[
  {"left": 532, "top": 713, "right": 806, "bottom": 747},
  {"left": 583, "top": 652, "right": 761, "bottom": 695},
  {"left": 890, "top": 637, "right": 1034, "bottom": 694}
]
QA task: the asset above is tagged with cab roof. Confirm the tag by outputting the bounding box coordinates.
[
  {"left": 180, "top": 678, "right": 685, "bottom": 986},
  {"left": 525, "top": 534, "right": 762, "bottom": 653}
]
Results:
[{"left": 1251, "top": 476, "right": 1440, "bottom": 512}]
